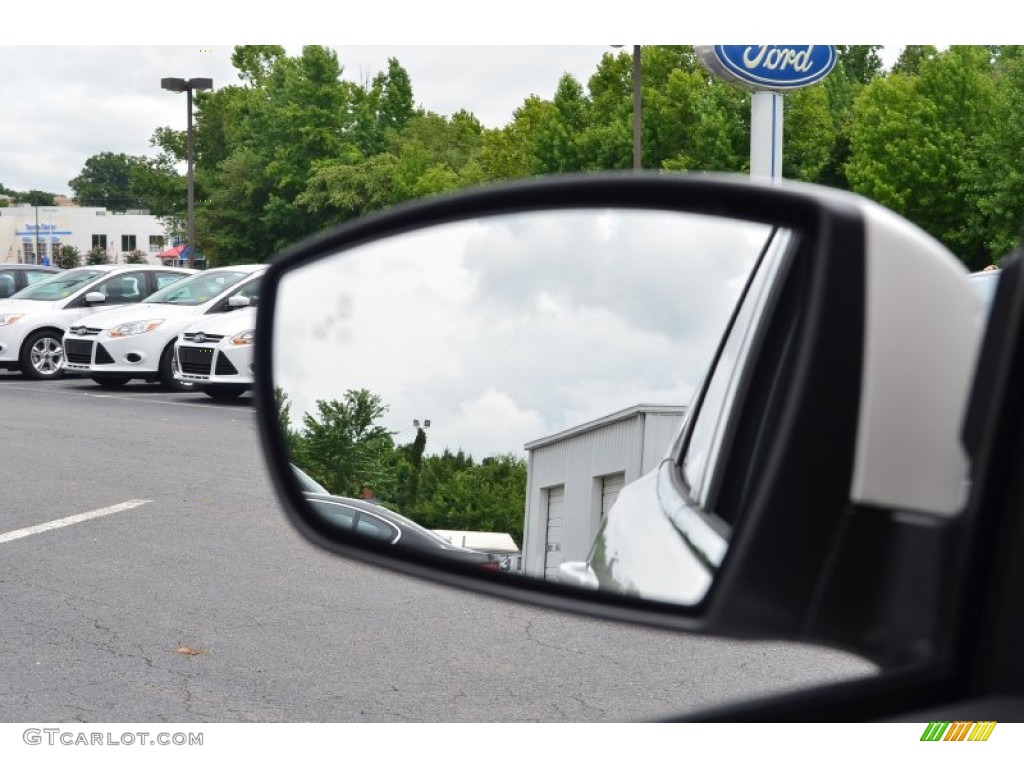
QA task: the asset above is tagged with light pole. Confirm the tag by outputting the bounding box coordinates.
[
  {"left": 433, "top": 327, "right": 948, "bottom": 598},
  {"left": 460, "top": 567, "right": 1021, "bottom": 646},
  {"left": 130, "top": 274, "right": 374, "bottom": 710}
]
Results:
[
  {"left": 612, "top": 45, "right": 642, "bottom": 169},
  {"left": 161, "top": 77, "right": 213, "bottom": 268}
]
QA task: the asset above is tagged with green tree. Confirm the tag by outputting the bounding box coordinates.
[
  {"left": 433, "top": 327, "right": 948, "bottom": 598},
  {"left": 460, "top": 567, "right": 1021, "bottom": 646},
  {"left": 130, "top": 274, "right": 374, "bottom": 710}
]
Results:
[
  {"left": 846, "top": 46, "right": 999, "bottom": 267},
  {"left": 85, "top": 246, "right": 109, "bottom": 265},
  {"left": 69, "top": 152, "right": 145, "bottom": 210},
  {"left": 531, "top": 74, "right": 591, "bottom": 173},
  {"left": 835, "top": 45, "right": 884, "bottom": 84},
  {"left": 54, "top": 244, "right": 80, "bottom": 269},
  {"left": 292, "top": 389, "right": 396, "bottom": 497},
  {"left": 892, "top": 45, "right": 940, "bottom": 76},
  {"left": 415, "top": 452, "right": 527, "bottom": 545},
  {"left": 351, "top": 57, "right": 417, "bottom": 157},
  {"left": 960, "top": 47, "right": 1024, "bottom": 259},
  {"left": 231, "top": 45, "right": 286, "bottom": 87},
  {"left": 21, "top": 189, "right": 56, "bottom": 206},
  {"left": 784, "top": 84, "right": 837, "bottom": 182}
]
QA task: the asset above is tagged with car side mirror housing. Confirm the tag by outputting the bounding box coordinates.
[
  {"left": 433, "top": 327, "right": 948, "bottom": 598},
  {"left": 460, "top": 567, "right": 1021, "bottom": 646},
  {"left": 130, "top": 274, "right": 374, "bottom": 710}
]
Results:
[
  {"left": 254, "top": 173, "right": 983, "bottom": 667},
  {"left": 84, "top": 291, "right": 106, "bottom": 304},
  {"left": 228, "top": 295, "right": 252, "bottom": 308}
]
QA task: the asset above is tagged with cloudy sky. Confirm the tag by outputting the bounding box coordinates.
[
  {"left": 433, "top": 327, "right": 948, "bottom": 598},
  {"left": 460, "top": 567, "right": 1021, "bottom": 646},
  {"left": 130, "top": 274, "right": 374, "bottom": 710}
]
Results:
[
  {"left": 273, "top": 208, "right": 772, "bottom": 457},
  {"left": 0, "top": 45, "right": 618, "bottom": 196}
]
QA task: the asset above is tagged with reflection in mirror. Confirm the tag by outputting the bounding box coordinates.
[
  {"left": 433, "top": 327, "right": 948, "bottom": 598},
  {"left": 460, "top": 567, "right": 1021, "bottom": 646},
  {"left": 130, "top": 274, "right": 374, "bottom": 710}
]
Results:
[{"left": 273, "top": 208, "right": 792, "bottom": 606}]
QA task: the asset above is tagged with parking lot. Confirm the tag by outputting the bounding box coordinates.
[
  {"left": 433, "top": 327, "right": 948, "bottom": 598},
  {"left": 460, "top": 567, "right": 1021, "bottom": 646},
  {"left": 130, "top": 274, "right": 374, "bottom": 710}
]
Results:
[{"left": 0, "top": 373, "right": 876, "bottom": 721}]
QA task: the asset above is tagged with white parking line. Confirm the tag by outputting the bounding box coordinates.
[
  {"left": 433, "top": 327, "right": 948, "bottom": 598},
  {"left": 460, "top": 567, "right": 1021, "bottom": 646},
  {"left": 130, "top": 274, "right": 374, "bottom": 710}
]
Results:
[{"left": 0, "top": 499, "right": 152, "bottom": 545}]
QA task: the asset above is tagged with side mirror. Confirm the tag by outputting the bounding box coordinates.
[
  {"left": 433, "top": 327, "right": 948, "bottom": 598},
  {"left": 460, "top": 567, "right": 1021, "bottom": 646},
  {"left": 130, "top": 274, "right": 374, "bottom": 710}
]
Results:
[
  {"left": 84, "top": 291, "right": 106, "bottom": 304},
  {"left": 228, "top": 295, "right": 252, "bottom": 308},
  {"left": 254, "top": 174, "right": 983, "bottom": 667}
]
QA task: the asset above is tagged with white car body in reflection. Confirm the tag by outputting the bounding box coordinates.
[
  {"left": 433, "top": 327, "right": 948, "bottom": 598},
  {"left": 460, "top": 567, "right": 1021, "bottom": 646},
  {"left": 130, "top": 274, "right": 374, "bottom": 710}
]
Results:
[
  {"left": 63, "top": 265, "right": 264, "bottom": 386},
  {"left": 580, "top": 467, "right": 717, "bottom": 605},
  {"left": 174, "top": 306, "right": 256, "bottom": 399}
]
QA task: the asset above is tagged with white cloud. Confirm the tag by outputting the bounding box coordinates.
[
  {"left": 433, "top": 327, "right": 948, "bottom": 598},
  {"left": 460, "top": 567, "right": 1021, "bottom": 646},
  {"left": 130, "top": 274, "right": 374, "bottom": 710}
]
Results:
[
  {"left": 0, "top": 45, "right": 612, "bottom": 195},
  {"left": 274, "top": 208, "right": 767, "bottom": 458}
]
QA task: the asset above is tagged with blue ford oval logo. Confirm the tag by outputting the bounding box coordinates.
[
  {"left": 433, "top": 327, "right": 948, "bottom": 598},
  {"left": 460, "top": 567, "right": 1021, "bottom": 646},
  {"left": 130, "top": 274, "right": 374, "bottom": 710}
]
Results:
[
  {"left": 697, "top": 45, "right": 836, "bottom": 90},
  {"left": 193, "top": 333, "right": 206, "bottom": 344}
]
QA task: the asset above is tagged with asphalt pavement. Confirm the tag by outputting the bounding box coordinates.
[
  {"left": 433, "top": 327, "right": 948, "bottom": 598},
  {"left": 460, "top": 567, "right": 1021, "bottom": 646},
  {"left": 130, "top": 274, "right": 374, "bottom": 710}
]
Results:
[{"left": 0, "top": 373, "right": 877, "bottom": 722}]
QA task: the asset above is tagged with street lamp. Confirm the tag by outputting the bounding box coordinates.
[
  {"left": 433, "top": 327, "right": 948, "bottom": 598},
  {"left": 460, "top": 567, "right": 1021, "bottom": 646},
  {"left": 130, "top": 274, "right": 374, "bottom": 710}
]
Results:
[
  {"left": 612, "top": 45, "right": 642, "bottom": 169},
  {"left": 161, "top": 76, "right": 213, "bottom": 268}
]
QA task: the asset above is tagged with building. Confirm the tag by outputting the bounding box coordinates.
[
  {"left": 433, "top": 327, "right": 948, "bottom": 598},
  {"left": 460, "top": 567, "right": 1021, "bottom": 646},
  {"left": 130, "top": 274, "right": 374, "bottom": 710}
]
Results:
[
  {"left": 521, "top": 404, "right": 687, "bottom": 580},
  {"left": 0, "top": 204, "right": 171, "bottom": 266}
]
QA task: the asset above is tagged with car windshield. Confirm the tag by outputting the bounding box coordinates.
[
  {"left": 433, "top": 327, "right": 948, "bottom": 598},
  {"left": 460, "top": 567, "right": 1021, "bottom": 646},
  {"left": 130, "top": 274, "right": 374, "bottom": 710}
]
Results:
[
  {"left": 10, "top": 269, "right": 105, "bottom": 301},
  {"left": 143, "top": 270, "right": 253, "bottom": 306}
]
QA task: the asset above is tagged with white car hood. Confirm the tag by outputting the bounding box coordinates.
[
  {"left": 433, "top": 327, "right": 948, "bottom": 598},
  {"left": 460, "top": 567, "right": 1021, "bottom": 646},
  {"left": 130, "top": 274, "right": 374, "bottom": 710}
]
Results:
[
  {"left": 0, "top": 298, "right": 73, "bottom": 316},
  {"left": 83, "top": 302, "right": 202, "bottom": 330},
  {"left": 181, "top": 307, "right": 257, "bottom": 336}
]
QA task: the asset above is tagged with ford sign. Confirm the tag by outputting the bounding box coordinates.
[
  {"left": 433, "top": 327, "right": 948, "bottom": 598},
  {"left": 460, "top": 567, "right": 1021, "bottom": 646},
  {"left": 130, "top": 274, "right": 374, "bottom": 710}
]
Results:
[{"left": 695, "top": 45, "right": 837, "bottom": 90}]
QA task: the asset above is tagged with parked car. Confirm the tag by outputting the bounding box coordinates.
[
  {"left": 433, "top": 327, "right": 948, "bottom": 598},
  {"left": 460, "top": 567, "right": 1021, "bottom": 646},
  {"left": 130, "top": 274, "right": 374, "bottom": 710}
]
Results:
[
  {"left": 0, "top": 264, "right": 60, "bottom": 299},
  {"left": 173, "top": 305, "right": 256, "bottom": 400},
  {"left": 303, "top": 493, "right": 506, "bottom": 571},
  {"left": 62, "top": 265, "right": 264, "bottom": 389},
  {"left": 255, "top": 173, "right": 1024, "bottom": 722},
  {"left": 0, "top": 265, "right": 194, "bottom": 379}
]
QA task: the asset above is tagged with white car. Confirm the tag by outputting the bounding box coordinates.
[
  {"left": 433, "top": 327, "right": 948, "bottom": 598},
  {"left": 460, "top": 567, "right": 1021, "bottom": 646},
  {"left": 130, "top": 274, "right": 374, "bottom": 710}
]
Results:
[
  {"left": 62, "top": 265, "right": 265, "bottom": 389},
  {"left": 0, "top": 265, "right": 194, "bottom": 380},
  {"left": 174, "top": 305, "right": 256, "bottom": 400}
]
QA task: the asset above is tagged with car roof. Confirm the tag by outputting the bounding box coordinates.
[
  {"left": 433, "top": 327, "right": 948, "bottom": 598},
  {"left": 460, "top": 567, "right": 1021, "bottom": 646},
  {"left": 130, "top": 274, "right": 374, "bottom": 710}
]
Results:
[
  {"left": 203, "top": 264, "right": 266, "bottom": 274},
  {"left": 63, "top": 264, "right": 194, "bottom": 273}
]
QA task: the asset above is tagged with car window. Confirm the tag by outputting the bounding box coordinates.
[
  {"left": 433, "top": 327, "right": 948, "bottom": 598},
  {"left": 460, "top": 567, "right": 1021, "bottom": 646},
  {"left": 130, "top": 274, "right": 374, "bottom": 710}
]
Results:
[
  {"left": 0, "top": 272, "right": 16, "bottom": 299},
  {"left": 96, "top": 274, "right": 142, "bottom": 304},
  {"left": 154, "top": 271, "right": 190, "bottom": 290},
  {"left": 144, "top": 270, "right": 253, "bottom": 306},
  {"left": 233, "top": 276, "right": 261, "bottom": 305},
  {"left": 354, "top": 512, "right": 399, "bottom": 543},
  {"left": 11, "top": 269, "right": 105, "bottom": 301},
  {"left": 305, "top": 498, "right": 357, "bottom": 530},
  {"left": 25, "top": 270, "right": 56, "bottom": 285}
]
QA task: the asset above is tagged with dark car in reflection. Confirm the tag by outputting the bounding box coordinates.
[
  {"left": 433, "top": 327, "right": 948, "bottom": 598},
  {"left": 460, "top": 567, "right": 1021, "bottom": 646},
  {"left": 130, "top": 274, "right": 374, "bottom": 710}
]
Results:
[{"left": 303, "top": 493, "right": 507, "bottom": 571}]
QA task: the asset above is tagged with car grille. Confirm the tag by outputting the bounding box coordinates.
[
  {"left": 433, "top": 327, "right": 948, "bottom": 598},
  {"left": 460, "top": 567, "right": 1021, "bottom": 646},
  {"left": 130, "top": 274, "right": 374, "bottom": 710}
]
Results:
[
  {"left": 67, "top": 326, "right": 102, "bottom": 337},
  {"left": 64, "top": 339, "right": 93, "bottom": 365},
  {"left": 94, "top": 344, "right": 115, "bottom": 365},
  {"left": 177, "top": 345, "right": 215, "bottom": 376},
  {"left": 182, "top": 332, "right": 226, "bottom": 343},
  {"left": 215, "top": 354, "right": 239, "bottom": 376}
]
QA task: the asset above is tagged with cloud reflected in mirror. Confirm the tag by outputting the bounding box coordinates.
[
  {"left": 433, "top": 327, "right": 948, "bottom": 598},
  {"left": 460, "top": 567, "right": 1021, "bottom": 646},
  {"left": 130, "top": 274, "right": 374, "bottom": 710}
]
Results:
[{"left": 272, "top": 207, "right": 778, "bottom": 605}]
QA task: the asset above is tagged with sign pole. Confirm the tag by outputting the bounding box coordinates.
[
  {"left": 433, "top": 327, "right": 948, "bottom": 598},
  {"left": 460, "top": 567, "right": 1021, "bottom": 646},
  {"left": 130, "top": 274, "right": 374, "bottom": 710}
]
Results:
[
  {"left": 695, "top": 46, "right": 836, "bottom": 186},
  {"left": 750, "top": 91, "right": 784, "bottom": 183}
]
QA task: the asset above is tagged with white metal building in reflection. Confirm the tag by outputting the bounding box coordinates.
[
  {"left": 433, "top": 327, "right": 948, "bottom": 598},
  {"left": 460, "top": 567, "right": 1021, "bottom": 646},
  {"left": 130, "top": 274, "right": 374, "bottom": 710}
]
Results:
[{"left": 521, "top": 404, "right": 687, "bottom": 580}]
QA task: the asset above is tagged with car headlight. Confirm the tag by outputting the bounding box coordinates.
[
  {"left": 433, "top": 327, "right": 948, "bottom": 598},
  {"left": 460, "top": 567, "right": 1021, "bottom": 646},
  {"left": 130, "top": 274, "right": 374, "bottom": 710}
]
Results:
[
  {"left": 230, "top": 330, "right": 255, "bottom": 346},
  {"left": 0, "top": 314, "right": 25, "bottom": 327},
  {"left": 107, "top": 319, "right": 164, "bottom": 338}
]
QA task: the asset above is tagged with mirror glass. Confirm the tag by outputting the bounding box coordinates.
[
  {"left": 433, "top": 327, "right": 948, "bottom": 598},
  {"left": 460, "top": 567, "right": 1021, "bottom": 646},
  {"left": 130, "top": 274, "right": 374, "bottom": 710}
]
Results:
[{"left": 271, "top": 207, "right": 792, "bottom": 606}]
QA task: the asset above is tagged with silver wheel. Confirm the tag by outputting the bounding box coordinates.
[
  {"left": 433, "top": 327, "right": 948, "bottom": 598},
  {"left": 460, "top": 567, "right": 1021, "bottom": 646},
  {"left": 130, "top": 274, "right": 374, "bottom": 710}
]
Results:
[{"left": 21, "top": 331, "right": 65, "bottom": 380}]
